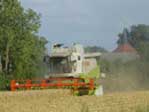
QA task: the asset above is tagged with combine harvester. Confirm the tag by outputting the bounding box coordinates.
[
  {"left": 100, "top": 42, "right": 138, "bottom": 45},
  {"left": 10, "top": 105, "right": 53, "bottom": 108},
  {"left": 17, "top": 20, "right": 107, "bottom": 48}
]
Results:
[{"left": 11, "top": 43, "right": 102, "bottom": 96}]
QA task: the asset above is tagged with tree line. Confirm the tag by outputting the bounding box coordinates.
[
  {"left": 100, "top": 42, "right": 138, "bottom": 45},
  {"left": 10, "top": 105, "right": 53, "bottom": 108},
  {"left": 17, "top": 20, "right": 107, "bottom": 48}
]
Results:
[{"left": 85, "top": 46, "right": 107, "bottom": 53}]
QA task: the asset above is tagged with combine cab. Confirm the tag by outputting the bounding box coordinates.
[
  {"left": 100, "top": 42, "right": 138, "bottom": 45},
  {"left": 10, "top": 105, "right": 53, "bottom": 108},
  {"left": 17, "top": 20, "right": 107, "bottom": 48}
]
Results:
[
  {"left": 11, "top": 43, "right": 101, "bottom": 96},
  {"left": 48, "top": 43, "right": 100, "bottom": 78}
]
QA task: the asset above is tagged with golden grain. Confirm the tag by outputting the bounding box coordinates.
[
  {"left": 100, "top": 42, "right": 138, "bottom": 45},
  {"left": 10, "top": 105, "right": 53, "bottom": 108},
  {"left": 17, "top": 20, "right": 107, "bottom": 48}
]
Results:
[{"left": 0, "top": 90, "right": 149, "bottom": 112}]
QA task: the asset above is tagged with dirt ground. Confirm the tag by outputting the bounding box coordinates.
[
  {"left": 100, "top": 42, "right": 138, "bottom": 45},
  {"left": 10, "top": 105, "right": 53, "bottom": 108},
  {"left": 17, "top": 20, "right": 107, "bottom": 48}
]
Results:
[{"left": 0, "top": 89, "right": 149, "bottom": 112}]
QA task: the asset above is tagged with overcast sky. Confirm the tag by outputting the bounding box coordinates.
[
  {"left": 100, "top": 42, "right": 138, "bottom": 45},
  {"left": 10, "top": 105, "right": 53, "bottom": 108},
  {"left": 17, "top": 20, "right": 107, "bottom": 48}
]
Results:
[{"left": 20, "top": 0, "right": 149, "bottom": 51}]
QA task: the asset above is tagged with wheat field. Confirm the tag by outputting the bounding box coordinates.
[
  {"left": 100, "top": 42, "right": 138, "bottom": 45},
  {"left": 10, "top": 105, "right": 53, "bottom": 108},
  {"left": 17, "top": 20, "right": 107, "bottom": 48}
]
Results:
[{"left": 0, "top": 90, "right": 149, "bottom": 112}]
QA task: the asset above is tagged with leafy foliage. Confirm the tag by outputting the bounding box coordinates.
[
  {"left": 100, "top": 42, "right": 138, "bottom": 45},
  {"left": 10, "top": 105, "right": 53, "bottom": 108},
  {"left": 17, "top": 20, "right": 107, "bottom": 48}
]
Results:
[
  {"left": 0, "top": 73, "right": 10, "bottom": 90},
  {"left": 0, "top": 0, "right": 47, "bottom": 82}
]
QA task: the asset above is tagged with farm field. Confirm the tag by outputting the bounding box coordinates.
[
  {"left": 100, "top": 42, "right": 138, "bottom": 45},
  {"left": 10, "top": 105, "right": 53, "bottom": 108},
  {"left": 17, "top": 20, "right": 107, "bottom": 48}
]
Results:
[{"left": 0, "top": 90, "right": 149, "bottom": 112}]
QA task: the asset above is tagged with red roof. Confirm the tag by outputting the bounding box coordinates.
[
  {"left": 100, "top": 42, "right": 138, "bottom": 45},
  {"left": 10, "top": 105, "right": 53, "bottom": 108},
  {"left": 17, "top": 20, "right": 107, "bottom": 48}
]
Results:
[{"left": 113, "top": 43, "right": 137, "bottom": 53}]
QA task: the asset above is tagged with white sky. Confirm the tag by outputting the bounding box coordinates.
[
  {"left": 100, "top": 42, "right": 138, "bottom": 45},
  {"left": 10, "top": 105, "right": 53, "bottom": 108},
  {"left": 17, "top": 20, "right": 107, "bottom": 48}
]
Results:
[{"left": 21, "top": 0, "right": 149, "bottom": 51}]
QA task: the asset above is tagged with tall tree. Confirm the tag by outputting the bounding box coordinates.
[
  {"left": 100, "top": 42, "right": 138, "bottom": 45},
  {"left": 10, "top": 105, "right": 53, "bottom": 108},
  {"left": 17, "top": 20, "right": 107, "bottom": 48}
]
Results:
[
  {"left": 0, "top": 0, "right": 47, "bottom": 79},
  {"left": 129, "top": 24, "right": 149, "bottom": 48}
]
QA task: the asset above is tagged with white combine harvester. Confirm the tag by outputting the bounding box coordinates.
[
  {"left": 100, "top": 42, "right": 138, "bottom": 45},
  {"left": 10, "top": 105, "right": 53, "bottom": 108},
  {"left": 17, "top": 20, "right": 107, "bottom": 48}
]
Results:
[
  {"left": 47, "top": 43, "right": 103, "bottom": 96},
  {"left": 11, "top": 43, "right": 103, "bottom": 96}
]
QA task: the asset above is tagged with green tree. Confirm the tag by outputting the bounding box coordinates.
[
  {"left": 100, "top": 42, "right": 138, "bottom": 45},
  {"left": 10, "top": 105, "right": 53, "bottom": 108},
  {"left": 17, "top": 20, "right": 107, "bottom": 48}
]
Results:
[
  {"left": 129, "top": 25, "right": 149, "bottom": 49},
  {"left": 0, "top": 0, "right": 47, "bottom": 80}
]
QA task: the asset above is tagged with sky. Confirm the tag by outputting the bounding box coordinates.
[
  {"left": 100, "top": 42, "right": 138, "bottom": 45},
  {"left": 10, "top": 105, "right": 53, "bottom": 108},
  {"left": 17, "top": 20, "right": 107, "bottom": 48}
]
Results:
[{"left": 20, "top": 0, "right": 149, "bottom": 51}]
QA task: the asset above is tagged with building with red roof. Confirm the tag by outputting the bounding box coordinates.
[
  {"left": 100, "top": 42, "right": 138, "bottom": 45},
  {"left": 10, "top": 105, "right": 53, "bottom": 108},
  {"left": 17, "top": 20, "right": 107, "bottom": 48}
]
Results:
[
  {"left": 113, "top": 28, "right": 137, "bottom": 53},
  {"left": 113, "top": 43, "right": 137, "bottom": 53},
  {"left": 101, "top": 29, "right": 139, "bottom": 63}
]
